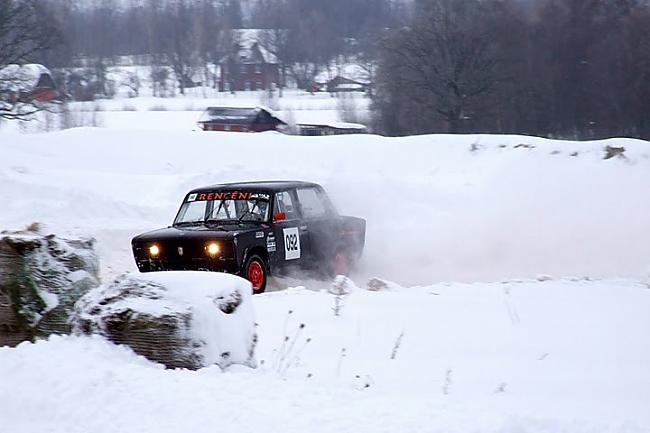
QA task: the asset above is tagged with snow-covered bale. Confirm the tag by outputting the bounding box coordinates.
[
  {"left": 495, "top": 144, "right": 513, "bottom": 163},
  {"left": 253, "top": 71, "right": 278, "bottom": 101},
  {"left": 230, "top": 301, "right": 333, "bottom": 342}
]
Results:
[
  {"left": 0, "top": 226, "right": 100, "bottom": 347},
  {"left": 72, "top": 271, "right": 257, "bottom": 370}
]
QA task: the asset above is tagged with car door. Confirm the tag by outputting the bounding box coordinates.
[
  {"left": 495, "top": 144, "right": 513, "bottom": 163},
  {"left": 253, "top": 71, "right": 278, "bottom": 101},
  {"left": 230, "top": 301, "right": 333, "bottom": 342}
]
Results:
[
  {"left": 270, "top": 190, "right": 309, "bottom": 272},
  {"left": 294, "top": 186, "right": 336, "bottom": 265}
]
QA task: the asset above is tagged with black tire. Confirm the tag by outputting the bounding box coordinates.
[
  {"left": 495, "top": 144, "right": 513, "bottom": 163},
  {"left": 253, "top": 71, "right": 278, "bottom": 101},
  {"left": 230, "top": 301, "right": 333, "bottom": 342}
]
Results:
[{"left": 243, "top": 254, "right": 267, "bottom": 294}]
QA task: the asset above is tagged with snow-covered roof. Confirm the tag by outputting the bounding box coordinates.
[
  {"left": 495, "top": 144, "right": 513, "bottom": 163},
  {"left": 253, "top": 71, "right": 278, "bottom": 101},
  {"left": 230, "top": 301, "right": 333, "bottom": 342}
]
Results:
[
  {"left": 0, "top": 64, "right": 52, "bottom": 91},
  {"left": 230, "top": 29, "right": 278, "bottom": 64},
  {"left": 199, "top": 107, "right": 257, "bottom": 123},
  {"left": 313, "top": 63, "right": 371, "bottom": 84},
  {"left": 299, "top": 122, "right": 367, "bottom": 130},
  {"left": 320, "top": 122, "right": 366, "bottom": 130},
  {"left": 198, "top": 106, "right": 283, "bottom": 124},
  {"left": 334, "top": 83, "right": 366, "bottom": 90}
]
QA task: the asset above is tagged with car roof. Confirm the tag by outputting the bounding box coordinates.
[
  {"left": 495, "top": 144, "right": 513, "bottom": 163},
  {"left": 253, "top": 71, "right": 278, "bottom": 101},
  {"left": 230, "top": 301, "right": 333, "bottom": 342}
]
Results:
[{"left": 188, "top": 180, "right": 321, "bottom": 194}]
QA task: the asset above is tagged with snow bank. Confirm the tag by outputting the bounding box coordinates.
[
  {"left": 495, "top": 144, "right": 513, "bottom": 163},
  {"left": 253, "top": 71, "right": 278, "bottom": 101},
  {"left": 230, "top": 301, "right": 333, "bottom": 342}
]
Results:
[
  {"left": 1, "top": 278, "right": 648, "bottom": 433},
  {"left": 72, "top": 271, "right": 256, "bottom": 369},
  {"left": 0, "top": 128, "right": 648, "bottom": 284}
]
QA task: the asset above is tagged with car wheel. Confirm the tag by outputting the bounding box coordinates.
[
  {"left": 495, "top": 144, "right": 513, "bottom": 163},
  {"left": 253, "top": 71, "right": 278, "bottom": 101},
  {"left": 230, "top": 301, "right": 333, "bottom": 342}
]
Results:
[
  {"left": 244, "top": 254, "right": 267, "bottom": 294},
  {"left": 331, "top": 250, "right": 352, "bottom": 277}
]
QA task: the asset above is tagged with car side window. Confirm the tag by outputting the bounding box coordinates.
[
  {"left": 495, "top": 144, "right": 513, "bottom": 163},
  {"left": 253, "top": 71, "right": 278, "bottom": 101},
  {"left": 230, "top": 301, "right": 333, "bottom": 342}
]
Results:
[
  {"left": 296, "top": 188, "right": 327, "bottom": 218},
  {"left": 275, "top": 191, "right": 298, "bottom": 220}
]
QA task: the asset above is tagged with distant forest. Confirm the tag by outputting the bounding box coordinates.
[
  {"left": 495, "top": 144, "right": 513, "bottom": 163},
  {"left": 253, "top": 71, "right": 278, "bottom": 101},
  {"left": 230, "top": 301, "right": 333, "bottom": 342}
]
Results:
[{"left": 2, "top": 0, "right": 649, "bottom": 139}]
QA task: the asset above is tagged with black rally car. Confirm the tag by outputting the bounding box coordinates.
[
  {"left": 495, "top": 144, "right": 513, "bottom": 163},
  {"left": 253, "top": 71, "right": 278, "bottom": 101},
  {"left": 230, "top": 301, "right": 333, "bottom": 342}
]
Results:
[{"left": 131, "top": 181, "right": 365, "bottom": 293}]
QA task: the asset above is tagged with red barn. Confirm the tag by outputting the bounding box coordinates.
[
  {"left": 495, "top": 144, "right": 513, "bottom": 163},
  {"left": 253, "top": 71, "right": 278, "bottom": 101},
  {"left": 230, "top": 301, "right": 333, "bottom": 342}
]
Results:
[
  {"left": 0, "top": 64, "right": 58, "bottom": 103},
  {"left": 198, "top": 107, "right": 286, "bottom": 132}
]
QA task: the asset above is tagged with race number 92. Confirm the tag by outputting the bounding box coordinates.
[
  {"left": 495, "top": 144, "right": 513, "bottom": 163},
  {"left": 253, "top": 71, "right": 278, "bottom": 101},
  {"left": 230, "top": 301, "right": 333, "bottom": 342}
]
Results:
[{"left": 282, "top": 227, "right": 301, "bottom": 260}]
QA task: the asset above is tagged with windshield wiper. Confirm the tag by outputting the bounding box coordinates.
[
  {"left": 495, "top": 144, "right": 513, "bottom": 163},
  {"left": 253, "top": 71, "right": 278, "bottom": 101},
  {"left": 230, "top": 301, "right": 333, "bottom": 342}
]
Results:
[{"left": 210, "top": 199, "right": 229, "bottom": 220}]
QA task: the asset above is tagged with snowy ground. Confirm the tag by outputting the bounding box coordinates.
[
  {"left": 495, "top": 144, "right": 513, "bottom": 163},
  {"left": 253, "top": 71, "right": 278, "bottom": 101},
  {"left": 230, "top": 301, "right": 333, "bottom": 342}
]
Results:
[
  {"left": 1, "top": 127, "right": 649, "bottom": 284},
  {"left": 2, "top": 279, "right": 649, "bottom": 433},
  {"left": 1, "top": 113, "right": 650, "bottom": 432}
]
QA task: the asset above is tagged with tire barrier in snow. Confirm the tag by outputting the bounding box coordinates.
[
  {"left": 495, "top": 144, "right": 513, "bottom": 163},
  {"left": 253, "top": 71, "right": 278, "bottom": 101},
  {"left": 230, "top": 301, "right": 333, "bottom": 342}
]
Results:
[
  {"left": 0, "top": 225, "right": 100, "bottom": 347},
  {"left": 71, "top": 272, "right": 257, "bottom": 370}
]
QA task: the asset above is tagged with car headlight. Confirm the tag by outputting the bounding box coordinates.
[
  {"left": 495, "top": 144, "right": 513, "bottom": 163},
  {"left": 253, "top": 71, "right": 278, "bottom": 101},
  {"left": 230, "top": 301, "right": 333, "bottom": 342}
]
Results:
[
  {"left": 206, "top": 242, "right": 220, "bottom": 256},
  {"left": 149, "top": 244, "right": 160, "bottom": 257}
]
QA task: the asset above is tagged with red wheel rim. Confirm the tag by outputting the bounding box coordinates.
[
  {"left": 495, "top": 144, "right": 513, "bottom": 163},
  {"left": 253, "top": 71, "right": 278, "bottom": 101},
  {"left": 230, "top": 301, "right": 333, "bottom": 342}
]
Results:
[
  {"left": 333, "top": 252, "right": 350, "bottom": 276},
  {"left": 247, "top": 260, "right": 264, "bottom": 290}
]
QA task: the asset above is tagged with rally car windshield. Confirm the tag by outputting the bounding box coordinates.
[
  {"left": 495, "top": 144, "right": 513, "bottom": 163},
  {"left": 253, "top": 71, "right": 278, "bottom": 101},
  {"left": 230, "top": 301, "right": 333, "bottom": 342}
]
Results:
[{"left": 174, "top": 192, "right": 270, "bottom": 225}]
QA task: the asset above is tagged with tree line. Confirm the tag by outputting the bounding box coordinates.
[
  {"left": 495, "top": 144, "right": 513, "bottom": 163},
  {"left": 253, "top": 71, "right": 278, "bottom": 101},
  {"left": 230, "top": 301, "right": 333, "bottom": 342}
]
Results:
[
  {"left": 375, "top": 0, "right": 650, "bottom": 140},
  {"left": 1, "top": 0, "right": 649, "bottom": 139},
  {"left": 24, "top": 0, "right": 400, "bottom": 96}
]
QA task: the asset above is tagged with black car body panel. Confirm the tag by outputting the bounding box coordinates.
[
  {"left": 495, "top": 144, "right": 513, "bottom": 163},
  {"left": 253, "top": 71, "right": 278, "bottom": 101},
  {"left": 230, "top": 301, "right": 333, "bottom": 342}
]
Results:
[{"left": 131, "top": 181, "right": 366, "bottom": 287}]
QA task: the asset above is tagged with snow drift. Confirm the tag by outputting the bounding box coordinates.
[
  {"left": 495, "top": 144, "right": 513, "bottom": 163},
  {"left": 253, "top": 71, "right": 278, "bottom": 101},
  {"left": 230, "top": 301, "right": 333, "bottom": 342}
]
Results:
[
  {"left": 72, "top": 271, "right": 256, "bottom": 369},
  {"left": 1, "top": 278, "right": 648, "bottom": 433}
]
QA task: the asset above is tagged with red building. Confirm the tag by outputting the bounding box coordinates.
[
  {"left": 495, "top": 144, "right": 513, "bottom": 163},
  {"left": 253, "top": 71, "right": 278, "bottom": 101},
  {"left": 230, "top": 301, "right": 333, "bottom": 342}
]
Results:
[
  {"left": 219, "top": 30, "right": 280, "bottom": 92},
  {"left": 198, "top": 107, "right": 286, "bottom": 132},
  {"left": 0, "top": 64, "right": 58, "bottom": 103}
]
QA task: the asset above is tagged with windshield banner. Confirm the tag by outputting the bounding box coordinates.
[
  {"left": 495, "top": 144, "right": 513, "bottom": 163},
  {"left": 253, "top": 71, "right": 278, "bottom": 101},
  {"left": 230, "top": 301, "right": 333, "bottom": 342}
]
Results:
[{"left": 188, "top": 192, "right": 270, "bottom": 202}]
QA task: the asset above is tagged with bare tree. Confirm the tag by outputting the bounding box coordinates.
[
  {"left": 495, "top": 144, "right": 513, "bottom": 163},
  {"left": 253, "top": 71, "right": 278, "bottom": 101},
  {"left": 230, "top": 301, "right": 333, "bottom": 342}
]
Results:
[
  {"left": 252, "top": 0, "right": 292, "bottom": 95},
  {"left": 0, "top": 0, "right": 60, "bottom": 120},
  {"left": 195, "top": 0, "right": 232, "bottom": 92},
  {"left": 354, "top": 30, "right": 384, "bottom": 97},
  {"left": 122, "top": 70, "right": 141, "bottom": 97},
  {"left": 258, "top": 27, "right": 290, "bottom": 96},
  {"left": 376, "top": 0, "right": 504, "bottom": 134},
  {"left": 164, "top": 0, "right": 200, "bottom": 95}
]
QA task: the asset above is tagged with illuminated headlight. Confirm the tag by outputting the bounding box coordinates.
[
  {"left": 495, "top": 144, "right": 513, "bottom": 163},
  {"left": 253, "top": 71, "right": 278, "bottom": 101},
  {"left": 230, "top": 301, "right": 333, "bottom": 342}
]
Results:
[
  {"left": 206, "top": 242, "right": 220, "bottom": 256},
  {"left": 149, "top": 244, "right": 160, "bottom": 257}
]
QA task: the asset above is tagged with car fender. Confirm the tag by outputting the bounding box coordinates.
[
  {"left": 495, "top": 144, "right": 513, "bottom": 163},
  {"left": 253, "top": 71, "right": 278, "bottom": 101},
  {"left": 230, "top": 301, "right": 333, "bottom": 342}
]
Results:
[{"left": 241, "top": 245, "right": 271, "bottom": 276}]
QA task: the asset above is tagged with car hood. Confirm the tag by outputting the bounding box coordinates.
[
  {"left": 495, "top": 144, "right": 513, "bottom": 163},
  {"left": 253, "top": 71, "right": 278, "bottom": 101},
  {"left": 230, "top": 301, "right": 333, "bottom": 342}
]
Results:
[{"left": 132, "top": 224, "right": 266, "bottom": 243}]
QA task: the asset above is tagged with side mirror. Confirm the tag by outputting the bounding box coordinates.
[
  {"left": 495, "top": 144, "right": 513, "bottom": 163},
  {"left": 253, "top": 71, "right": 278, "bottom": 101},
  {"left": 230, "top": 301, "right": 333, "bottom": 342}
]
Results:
[{"left": 274, "top": 212, "right": 286, "bottom": 221}]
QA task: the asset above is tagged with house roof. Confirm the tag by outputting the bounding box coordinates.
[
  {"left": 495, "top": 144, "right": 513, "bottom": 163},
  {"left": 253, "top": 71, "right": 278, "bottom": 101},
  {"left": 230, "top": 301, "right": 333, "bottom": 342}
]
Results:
[
  {"left": 332, "top": 82, "right": 366, "bottom": 90},
  {"left": 198, "top": 106, "right": 285, "bottom": 125},
  {"left": 198, "top": 107, "right": 258, "bottom": 123},
  {"left": 0, "top": 64, "right": 52, "bottom": 91},
  {"left": 226, "top": 29, "right": 278, "bottom": 64},
  {"left": 313, "top": 63, "right": 371, "bottom": 84},
  {"left": 298, "top": 122, "right": 367, "bottom": 130}
]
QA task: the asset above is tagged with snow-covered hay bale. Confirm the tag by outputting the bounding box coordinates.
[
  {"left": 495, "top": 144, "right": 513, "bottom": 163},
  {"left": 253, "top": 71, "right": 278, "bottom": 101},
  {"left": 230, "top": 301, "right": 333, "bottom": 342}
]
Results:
[
  {"left": 0, "top": 226, "right": 100, "bottom": 347},
  {"left": 72, "top": 271, "right": 257, "bottom": 370}
]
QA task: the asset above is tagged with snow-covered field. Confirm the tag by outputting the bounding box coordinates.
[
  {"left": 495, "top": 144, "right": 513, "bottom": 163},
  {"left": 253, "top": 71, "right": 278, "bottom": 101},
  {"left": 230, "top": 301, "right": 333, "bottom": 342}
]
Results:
[
  {"left": 4, "top": 89, "right": 369, "bottom": 134},
  {"left": 1, "top": 127, "right": 649, "bottom": 284},
  {"left": 1, "top": 109, "right": 650, "bottom": 432}
]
